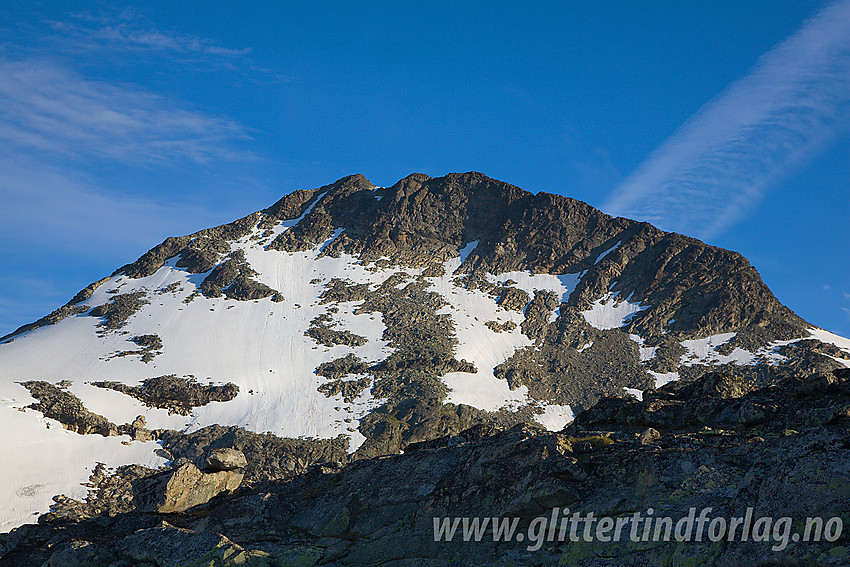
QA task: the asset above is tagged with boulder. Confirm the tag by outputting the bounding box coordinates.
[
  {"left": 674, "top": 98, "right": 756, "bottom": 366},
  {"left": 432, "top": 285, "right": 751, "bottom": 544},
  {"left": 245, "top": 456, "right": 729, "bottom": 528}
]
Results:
[
  {"left": 204, "top": 448, "right": 248, "bottom": 472},
  {"left": 639, "top": 427, "right": 661, "bottom": 445},
  {"left": 140, "top": 462, "right": 243, "bottom": 514}
]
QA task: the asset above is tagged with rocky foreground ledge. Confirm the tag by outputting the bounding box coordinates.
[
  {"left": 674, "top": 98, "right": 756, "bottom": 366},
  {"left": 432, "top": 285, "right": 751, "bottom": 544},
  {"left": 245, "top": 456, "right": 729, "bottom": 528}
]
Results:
[{"left": 3, "top": 367, "right": 850, "bottom": 566}]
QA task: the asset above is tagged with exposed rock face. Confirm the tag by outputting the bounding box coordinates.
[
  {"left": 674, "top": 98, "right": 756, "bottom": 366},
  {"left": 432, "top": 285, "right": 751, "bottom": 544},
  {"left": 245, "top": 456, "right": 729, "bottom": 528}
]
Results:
[
  {"left": 116, "top": 522, "right": 268, "bottom": 567},
  {"left": 678, "top": 370, "right": 757, "bottom": 400}
]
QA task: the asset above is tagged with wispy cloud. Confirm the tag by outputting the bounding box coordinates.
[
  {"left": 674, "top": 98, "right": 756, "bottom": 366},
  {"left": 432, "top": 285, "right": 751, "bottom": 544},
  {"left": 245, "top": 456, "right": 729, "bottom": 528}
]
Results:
[
  {"left": 603, "top": 0, "right": 850, "bottom": 239},
  {"left": 51, "top": 19, "right": 251, "bottom": 58},
  {"left": 0, "top": 58, "right": 253, "bottom": 163}
]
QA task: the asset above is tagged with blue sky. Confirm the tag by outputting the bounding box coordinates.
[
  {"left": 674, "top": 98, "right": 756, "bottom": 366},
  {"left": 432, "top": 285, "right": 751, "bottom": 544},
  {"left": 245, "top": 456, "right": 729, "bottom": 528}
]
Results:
[{"left": 1, "top": 1, "right": 849, "bottom": 337}]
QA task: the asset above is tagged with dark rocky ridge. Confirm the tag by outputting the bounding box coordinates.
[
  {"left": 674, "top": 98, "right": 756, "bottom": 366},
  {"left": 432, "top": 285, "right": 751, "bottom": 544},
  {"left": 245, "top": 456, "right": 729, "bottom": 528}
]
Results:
[
  {"left": 262, "top": 172, "right": 805, "bottom": 346},
  {"left": 0, "top": 277, "right": 108, "bottom": 342}
]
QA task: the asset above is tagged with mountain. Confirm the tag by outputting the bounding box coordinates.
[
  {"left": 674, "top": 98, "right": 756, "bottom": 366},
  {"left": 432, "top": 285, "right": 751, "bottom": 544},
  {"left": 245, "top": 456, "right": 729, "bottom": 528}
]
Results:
[{"left": 1, "top": 172, "right": 849, "bottom": 564}]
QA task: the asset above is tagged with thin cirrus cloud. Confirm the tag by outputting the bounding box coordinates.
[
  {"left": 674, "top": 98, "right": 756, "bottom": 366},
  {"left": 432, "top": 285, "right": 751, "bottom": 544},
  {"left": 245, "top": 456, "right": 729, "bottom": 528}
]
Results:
[
  {"left": 0, "top": 46, "right": 258, "bottom": 258},
  {"left": 0, "top": 58, "right": 253, "bottom": 163},
  {"left": 602, "top": 0, "right": 850, "bottom": 239},
  {"left": 50, "top": 19, "right": 252, "bottom": 58}
]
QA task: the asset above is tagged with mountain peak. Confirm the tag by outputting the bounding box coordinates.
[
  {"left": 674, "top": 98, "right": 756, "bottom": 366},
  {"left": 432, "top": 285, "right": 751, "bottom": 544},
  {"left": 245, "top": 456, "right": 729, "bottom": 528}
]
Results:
[{"left": 0, "top": 171, "right": 847, "bottom": 534}]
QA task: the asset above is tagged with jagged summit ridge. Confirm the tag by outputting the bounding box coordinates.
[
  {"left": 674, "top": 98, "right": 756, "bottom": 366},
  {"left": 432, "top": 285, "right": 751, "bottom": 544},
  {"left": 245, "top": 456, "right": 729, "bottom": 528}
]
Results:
[
  {"left": 0, "top": 171, "right": 847, "bottom": 532},
  {"left": 95, "top": 170, "right": 807, "bottom": 343}
]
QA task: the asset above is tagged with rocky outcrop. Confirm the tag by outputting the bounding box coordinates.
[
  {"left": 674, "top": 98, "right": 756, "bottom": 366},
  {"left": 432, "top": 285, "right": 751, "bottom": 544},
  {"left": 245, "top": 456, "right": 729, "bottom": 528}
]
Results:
[
  {"left": 155, "top": 425, "right": 349, "bottom": 483},
  {"left": 116, "top": 522, "right": 268, "bottom": 567},
  {"left": 107, "top": 333, "right": 164, "bottom": 363},
  {"left": 199, "top": 249, "right": 279, "bottom": 301},
  {"left": 304, "top": 312, "right": 368, "bottom": 347},
  {"left": 116, "top": 213, "right": 262, "bottom": 280},
  {"left": 91, "top": 375, "right": 239, "bottom": 416},
  {"left": 89, "top": 291, "right": 149, "bottom": 332},
  {"left": 19, "top": 381, "right": 118, "bottom": 436}
]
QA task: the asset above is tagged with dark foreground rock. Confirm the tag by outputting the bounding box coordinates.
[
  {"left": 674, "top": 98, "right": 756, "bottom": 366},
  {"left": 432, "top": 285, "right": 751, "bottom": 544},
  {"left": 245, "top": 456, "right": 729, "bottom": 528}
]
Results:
[{"left": 4, "top": 368, "right": 850, "bottom": 566}]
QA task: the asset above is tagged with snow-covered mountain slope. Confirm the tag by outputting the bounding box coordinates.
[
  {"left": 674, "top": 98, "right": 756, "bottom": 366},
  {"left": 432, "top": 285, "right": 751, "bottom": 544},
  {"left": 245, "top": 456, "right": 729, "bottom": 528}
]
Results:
[{"left": 1, "top": 171, "right": 848, "bottom": 531}]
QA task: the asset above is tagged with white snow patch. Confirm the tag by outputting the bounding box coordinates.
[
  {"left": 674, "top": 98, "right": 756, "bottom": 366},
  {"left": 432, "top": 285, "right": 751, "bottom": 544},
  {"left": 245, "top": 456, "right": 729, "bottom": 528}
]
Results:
[
  {"left": 629, "top": 334, "right": 658, "bottom": 362},
  {"left": 679, "top": 333, "right": 757, "bottom": 366},
  {"left": 576, "top": 341, "right": 593, "bottom": 353},
  {"left": 347, "top": 429, "right": 368, "bottom": 453},
  {"left": 581, "top": 293, "right": 647, "bottom": 330},
  {"left": 623, "top": 387, "right": 643, "bottom": 401},
  {"left": 595, "top": 242, "right": 620, "bottom": 263},
  {"left": 751, "top": 338, "right": 801, "bottom": 366},
  {"left": 533, "top": 404, "right": 574, "bottom": 431},
  {"left": 649, "top": 371, "right": 680, "bottom": 388},
  {"left": 427, "top": 246, "right": 530, "bottom": 411},
  {"left": 487, "top": 271, "right": 582, "bottom": 306},
  {"left": 808, "top": 327, "right": 850, "bottom": 355}
]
